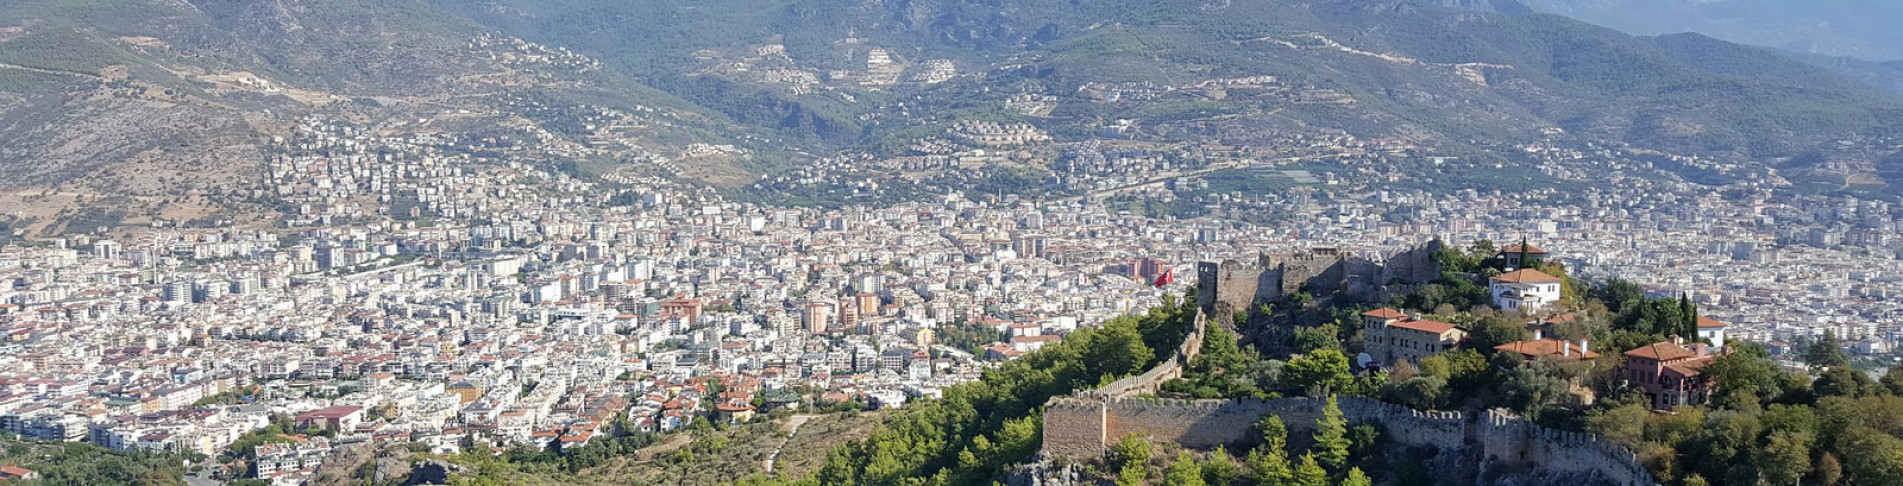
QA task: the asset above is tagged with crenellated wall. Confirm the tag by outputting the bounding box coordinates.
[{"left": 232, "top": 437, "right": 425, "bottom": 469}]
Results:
[
  {"left": 1196, "top": 240, "right": 1446, "bottom": 320},
  {"left": 1479, "top": 410, "right": 1655, "bottom": 486},
  {"left": 1041, "top": 307, "right": 1656, "bottom": 486},
  {"left": 1043, "top": 395, "right": 1466, "bottom": 458},
  {"left": 1043, "top": 396, "right": 1654, "bottom": 486},
  {"left": 1088, "top": 312, "right": 1205, "bottom": 398}
]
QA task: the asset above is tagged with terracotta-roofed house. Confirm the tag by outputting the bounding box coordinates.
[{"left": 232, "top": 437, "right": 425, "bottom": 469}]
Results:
[
  {"left": 1496, "top": 242, "right": 1548, "bottom": 268},
  {"left": 1625, "top": 338, "right": 1722, "bottom": 410},
  {"left": 1695, "top": 316, "right": 1728, "bottom": 348}
]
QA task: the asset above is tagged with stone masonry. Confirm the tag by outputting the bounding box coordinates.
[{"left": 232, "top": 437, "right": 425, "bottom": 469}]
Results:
[
  {"left": 1197, "top": 239, "right": 1445, "bottom": 323},
  {"left": 1040, "top": 304, "right": 1658, "bottom": 486}
]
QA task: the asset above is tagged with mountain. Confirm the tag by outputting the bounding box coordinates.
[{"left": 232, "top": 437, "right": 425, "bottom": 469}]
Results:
[
  {"left": 1, "top": 0, "right": 1901, "bottom": 224},
  {"left": 433, "top": 0, "right": 1903, "bottom": 181},
  {"left": 1517, "top": 0, "right": 1903, "bottom": 61},
  {"left": 0, "top": 0, "right": 771, "bottom": 233}
]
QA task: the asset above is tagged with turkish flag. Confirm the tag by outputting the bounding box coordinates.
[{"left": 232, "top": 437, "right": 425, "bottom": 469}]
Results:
[{"left": 1154, "top": 268, "right": 1174, "bottom": 287}]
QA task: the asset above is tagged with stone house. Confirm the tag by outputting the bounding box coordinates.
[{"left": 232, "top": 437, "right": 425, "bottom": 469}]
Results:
[{"left": 1361, "top": 308, "right": 1467, "bottom": 367}]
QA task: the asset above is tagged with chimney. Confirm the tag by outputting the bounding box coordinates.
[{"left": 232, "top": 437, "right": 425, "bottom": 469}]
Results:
[
  {"left": 1693, "top": 343, "right": 1708, "bottom": 357},
  {"left": 1532, "top": 327, "right": 1543, "bottom": 341},
  {"left": 1579, "top": 339, "right": 1590, "bottom": 356},
  {"left": 1671, "top": 335, "right": 1683, "bottom": 346},
  {"left": 1562, "top": 341, "right": 1571, "bottom": 357}
]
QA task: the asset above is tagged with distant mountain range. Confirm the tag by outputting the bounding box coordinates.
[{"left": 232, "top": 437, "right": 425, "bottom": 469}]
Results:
[
  {"left": 0, "top": 0, "right": 1899, "bottom": 203},
  {"left": 1517, "top": 0, "right": 1903, "bottom": 61}
]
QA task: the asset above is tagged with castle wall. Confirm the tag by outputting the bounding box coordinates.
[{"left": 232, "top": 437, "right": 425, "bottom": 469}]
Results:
[
  {"left": 1480, "top": 410, "right": 1655, "bottom": 486},
  {"left": 1198, "top": 241, "right": 1445, "bottom": 319},
  {"left": 1198, "top": 260, "right": 1262, "bottom": 323},
  {"left": 1046, "top": 396, "right": 1466, "bottom": 460},
  {"left": 1040, "top": 307, "right": 1655, "bottom": 485},
  {"left": 1091, "top": 313, "right": 1205, "bottom": 398},
  {"left": 1042, "top": 399, "right": 1106, "bottom": 458}
]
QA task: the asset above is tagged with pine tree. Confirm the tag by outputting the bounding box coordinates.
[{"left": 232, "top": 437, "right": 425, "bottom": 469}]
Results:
[
  {"left": 1258, "top": 414, "right": 1288, "bottom": 453},
  {"left": 1163, "top": 452, "right": 1207, "bottom": 486},
  {"left": 1293, "top": 453, "right": 1329, "bottom": 486},
  {"left": 1517, "top": 236, "right": 1530, "bottom": 269},
  {"left": 1342, "top": 467, "right": 1372, "bottom": 486},
  {"left": 1246, "top": 448, "right": 1291, "bottom": 486},
  {"left": 1312, "top": 396, "right": 1351, "bottom": 473},
  {"left": 1680, "top": 293, "right": 1697, "bottom": 337}
]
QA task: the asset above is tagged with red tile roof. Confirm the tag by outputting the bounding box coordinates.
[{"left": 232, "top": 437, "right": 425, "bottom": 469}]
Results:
[
  {"left": 1492, "top": 269, "right": 1561, "bottom": 284},
  {"left": 1495, "top": 338, "right": 1600, "bottom": 360},
  {"left": 1624, "top": 342, "right": 1696, "bottom": 361},
  {"left": 1501, "top": 242, "right": 1547, "bottom": 254},
  {"left": 1362, "top": 308, "right": 1407, "bottom": 319},
  {"left": 1389, "top": 319, "right": 1457, "bottom": 334},
  {"left": 1696, "top": 316, "right": 1727, "bottom": 329}
]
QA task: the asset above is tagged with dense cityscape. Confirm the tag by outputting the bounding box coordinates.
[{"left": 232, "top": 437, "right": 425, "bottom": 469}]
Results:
[
  {"left": 1, "top": 111, "right": 1900, "bottom": 484},
  {"left": 1, "top": 1, "right": 1902, "bottom": 485}
]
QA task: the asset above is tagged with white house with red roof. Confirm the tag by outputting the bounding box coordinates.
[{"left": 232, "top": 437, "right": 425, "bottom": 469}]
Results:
[
  {"left": 1695, "top": 316, "right": 1727, "bottom": 348},
  {"left": 1489, "top": 268, "right": 1562, "bottom": 312}
]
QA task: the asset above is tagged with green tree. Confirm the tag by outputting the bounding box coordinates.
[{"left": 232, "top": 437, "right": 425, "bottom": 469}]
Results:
[
  {"left": 1881, "top": 367, "right": 1903, "bottom": 396},
  {"left": 1163, "top": 452, "right": 1206, "bottom": 486},
  {"left": 1757, "top": 431, "right": 1812, "bottom": 486},
  {"left": 1311, "top": 396, "right": 1350, "bottom": 473},
  {"left": 1704, "top": 343, "right": 1782, "bottom": 412},
  {"left": 1109, "top": 433, "right": 1154, "bottom": 472},
  {"left": 1248, "top": 414, "right": 1293, "bottom": 486},
  {"left": 1814, "top": 366, "right": 1873, "bottom": 398},
  {"left": 1599, "top": 279, "right": 1645, "bottom": 314},
  {"left": 1291, "top": 324, "right": 1340, "bottom": 354},
  {"left": 1382, "top": 375, "right": 1447, "bottom": 409},
  {"left": 1838, "top": 426, "right": 1903, "bottom": 485},
  {"left": 1285, "top": 349, "right": 1352, "bottom": 395},
  {"left": 1501, "top": 359, "right": 1569, "bottom": 418},
  {"left": 1200, "top": 447, "right": 1240, "bottom": 486},
  {"left": 1118, "top": 463, "right": 1148, "bottom": 486},
  {"left": 1245, "top": 448, "right": 1291, "bottom": 486},
  {"left": 1584, "top": 403, "right": 1650, "bottom": 445},
  {"left": 1805, "top": 331, "right": 1850, "bottom": 371},
  {"left": 1465, "top": 316, "right": 1529, "bottom": 353},
  {"left": 1291, "top": 453, "right": 1328, "bottom": 486},
  {"left": 1258, "top": 414, "right": 1288, "bottom": 452},
  {"left": 1341, "top": 467, "right": 1371, "bottom": 486}
]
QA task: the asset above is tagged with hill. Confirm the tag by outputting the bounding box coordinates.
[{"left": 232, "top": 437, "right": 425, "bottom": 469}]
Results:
[
  {"left": 1519, "top": 0, "right": 1903, "bottom": 62},
  {"left": 0, "top": 0, "right": 763, "bottom": 235},
  {"left": 2, "top": 0, "right": 1903, "bottom": 225},
  {"left": 434, "top": 0, "right": 1903, "bottom": 196}
]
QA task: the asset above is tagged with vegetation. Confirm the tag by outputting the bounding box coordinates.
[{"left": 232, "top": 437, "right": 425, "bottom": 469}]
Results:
[
  {"left": 0, "top": 435, "right": 188, "bottom": 486},
  {"left": 720, "top": 293, "right": 1197, "bottom": 486}
]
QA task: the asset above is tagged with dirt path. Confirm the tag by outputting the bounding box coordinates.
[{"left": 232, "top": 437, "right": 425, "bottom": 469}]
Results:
[{"left": 763, "top": 414, "right": 821, "bottom": 475}]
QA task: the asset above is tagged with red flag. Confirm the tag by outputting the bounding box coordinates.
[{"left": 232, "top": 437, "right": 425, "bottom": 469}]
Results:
[{"left": 1154, "top": 268, "right": 1174, "bottom": 287}]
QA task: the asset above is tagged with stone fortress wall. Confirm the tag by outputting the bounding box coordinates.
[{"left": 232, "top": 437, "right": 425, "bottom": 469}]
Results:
[
  {"left": 1046, "top": 261, "right": 1657, "bottom": 485},
  {"left": 1087, "top": 312, "right": 1207, "bottom": 399},
  {"left": 1197, "top": 239, "right": 1445, "bottom": 323}
]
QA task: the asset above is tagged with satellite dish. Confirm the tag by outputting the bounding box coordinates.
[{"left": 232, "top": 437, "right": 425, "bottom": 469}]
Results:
[{"left": 1355, "top": 353, "right": 1375, "bottom": 369}]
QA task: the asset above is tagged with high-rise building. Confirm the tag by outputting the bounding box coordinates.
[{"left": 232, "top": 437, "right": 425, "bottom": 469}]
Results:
[
  {"left": 802, "top": 302, "right": 833, "bottom": 334},
  {"left": 92, "top": 240, "right": 120, "bottom": 260},
  {"left": 838, "top": 299, "right": 860, "bottom": 333}
]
